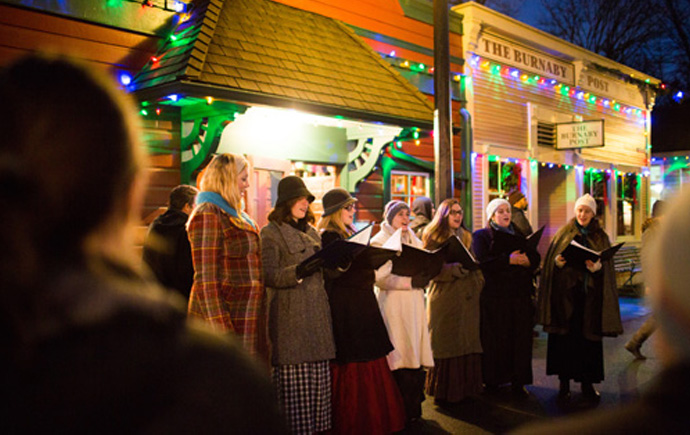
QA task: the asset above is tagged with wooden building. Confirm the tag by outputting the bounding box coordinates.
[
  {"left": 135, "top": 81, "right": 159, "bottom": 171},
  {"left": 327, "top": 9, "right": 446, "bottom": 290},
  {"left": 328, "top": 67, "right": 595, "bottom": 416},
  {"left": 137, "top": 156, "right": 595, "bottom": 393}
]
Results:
[{"left": 454, "top": 2, "right": 658, "bottom": 253}]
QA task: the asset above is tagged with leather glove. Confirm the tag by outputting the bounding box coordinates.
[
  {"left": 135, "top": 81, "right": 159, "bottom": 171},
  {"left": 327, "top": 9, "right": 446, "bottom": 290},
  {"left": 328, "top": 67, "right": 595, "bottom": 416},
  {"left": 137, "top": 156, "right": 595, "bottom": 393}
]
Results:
[
  {"left": 296, "top": 258, "right": 324, "bottom": 280},
  {"left": 411, "top": 272, "right": 433, "bottom": 289}
]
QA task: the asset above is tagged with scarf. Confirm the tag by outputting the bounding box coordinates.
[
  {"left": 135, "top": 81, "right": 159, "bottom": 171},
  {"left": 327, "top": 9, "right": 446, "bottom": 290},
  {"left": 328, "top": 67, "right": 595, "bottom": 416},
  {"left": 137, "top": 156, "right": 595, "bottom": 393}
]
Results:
[
  {"left": 196, "top": 191, "right": 257, "bottom": 230},
  {"left": 489, "top": 220, "right": 515, "bottom": 235}
]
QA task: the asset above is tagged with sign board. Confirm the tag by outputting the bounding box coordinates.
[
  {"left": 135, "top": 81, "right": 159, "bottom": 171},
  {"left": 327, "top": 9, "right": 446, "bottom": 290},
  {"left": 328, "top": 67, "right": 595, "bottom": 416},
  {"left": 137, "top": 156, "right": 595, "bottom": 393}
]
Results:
[
  {"left": 477, "top": 34, "right": 575, "bottom": 85},
  {"left": 556, "top": 120, "right": 604, "bottom": 150},
  {"left": 578, "top": 70, "right": 645, "bottom": 108}
]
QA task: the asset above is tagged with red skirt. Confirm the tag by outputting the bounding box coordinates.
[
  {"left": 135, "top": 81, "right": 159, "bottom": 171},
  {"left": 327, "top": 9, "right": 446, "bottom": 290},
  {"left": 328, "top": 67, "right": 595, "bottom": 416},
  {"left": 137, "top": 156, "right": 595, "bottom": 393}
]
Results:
[
  {"left": 329, "top": 357, "right": 406, "bottom": 434},
  {"left": 425, "top": 353, "right": 483, "bottom": 403}
]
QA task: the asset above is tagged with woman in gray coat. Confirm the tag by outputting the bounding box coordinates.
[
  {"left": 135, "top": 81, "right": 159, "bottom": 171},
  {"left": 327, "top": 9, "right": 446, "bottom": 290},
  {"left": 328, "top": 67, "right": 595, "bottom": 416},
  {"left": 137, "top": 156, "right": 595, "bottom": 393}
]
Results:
[{"left": 261, "top": 176, "right": 336, "bottom": 434}]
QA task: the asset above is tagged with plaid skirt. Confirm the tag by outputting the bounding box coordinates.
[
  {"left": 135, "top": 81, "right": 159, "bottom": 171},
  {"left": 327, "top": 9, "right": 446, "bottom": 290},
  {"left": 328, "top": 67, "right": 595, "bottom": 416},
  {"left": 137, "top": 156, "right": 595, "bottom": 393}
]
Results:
[{"left": 272, "top": 361, "right": 331, "bottom": 434}]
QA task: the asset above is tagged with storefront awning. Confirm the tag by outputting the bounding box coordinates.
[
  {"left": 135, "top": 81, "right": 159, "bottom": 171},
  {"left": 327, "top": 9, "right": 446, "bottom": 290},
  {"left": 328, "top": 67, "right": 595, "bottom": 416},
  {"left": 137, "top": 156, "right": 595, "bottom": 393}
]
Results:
[{"left": 132, "top": 0, "right": 434, "bottom": 128}]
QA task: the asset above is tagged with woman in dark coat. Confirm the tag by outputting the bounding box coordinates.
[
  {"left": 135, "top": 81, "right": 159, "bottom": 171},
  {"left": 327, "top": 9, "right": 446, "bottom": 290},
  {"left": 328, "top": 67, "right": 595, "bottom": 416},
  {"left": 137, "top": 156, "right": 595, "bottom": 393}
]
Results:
[
  {"left": 261, "top": 176, "right": 336, "bottom": 434},
  {"left": 473, "top": 198, "right": 540, "bottom": 397},
  {"left": 538, "top": 194, "right": 622, "bottom": 402},
  {"left": 317, "top": 188, "right": 405, "bottom": 435}
]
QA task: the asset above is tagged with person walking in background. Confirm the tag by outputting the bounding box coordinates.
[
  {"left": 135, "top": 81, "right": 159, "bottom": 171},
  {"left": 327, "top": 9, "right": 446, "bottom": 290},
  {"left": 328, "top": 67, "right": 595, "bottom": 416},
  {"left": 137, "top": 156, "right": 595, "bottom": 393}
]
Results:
[
  {"left": 423, "top": 199, "right": 485, "bottom": 405},
  {"left": 516, "top": 192, "right": 690, "bottom": 434},
  {"left": 0, "top": 54, "right": 285, "bottom": 433},
  {"left": 473, "top": 198, "right": 540, "bottom": 398},
  {"left": 508, "top": 189, "right": 533, "bottom": 237},
  {"left": 143, "top": 184, "right": 198, "bottom": 301},
  {"left": 410, "top": 196, "right": 434, "bottom": 238},
  {"left": 625, "top": 199, "right": 666, "bottom": 359},
  {"left": 317, "top": 188, "right": 406, "bottom": 434},
  {"left": 538, "top": 194, "right": 622, "bottom": 403},
  {"left": 371, "top": 200, "right": 435, "bottom": 426},
  {"left": 261, "top": 176, "right": 336, "bottom": 434},
  {"left": 187, "top": 153, "right": 268, "bottom": 361}
]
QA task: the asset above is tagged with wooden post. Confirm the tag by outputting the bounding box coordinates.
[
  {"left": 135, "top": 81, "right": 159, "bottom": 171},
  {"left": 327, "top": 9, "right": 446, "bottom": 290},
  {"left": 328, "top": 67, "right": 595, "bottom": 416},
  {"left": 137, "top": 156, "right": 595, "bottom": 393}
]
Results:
[{"left": 433, "top": 0, "right": 454, "bottom": 204}]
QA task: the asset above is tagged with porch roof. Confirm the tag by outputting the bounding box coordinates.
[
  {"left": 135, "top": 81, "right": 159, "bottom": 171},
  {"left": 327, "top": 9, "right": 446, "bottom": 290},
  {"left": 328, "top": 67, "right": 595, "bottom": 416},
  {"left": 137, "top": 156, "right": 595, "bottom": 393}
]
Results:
[{"left": 132, "top": 0, "right": 435, "bottom": 128}]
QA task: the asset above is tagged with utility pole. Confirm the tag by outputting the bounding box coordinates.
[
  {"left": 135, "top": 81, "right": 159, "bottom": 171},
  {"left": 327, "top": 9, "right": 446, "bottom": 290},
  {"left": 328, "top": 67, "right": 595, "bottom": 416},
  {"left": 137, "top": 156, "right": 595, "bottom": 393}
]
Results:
[{"left": 433, "top": 0, "right": 454, "bottom": 204}]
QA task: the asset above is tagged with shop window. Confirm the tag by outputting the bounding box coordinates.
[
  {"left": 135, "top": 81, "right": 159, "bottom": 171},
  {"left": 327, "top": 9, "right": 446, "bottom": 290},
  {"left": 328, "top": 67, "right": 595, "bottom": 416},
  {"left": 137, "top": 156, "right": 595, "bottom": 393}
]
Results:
[
  {"left": 616, "top": 173, "right": 638, "bottom": 237},
  {"left": 488, "top": 159, "right": 521, "bottom": 200},
  {"left": 391, "top": 171, "right": 430, "bottom": 206},
  {"left": 583, "top": 170, "right": 607, "bottom": 228}
]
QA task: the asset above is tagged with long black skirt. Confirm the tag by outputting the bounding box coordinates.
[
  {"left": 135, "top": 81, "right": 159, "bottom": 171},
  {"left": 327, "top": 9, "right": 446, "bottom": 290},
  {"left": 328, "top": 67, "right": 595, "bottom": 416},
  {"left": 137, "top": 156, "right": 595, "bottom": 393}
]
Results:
[{"left": 546, "top": 286, "right": 604, "bottom": 383}]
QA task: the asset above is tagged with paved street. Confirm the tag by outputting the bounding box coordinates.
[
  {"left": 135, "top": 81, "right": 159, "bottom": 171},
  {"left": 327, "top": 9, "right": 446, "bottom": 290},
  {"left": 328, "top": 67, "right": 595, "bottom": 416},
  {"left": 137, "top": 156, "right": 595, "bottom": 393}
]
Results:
[{"left": 413, "top": 297, "right": 662, "bottom": 434}]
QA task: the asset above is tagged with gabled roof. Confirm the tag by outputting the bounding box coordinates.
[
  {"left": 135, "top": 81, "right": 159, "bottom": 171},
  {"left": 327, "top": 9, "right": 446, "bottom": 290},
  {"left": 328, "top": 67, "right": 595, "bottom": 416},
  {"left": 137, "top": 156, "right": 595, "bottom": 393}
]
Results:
[{"left": 133, "top": 0, "right": 434, "bottom": 127}]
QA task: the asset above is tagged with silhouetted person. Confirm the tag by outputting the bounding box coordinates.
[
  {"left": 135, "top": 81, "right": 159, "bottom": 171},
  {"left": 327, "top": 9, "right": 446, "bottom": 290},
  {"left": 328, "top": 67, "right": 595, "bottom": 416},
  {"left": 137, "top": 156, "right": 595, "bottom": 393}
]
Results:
[
  {"left": 508, "top": 189, "right": 533, "bottom": 237},
  {"left": 0, "top": 53, "right": 285, "bottom": 434},
  {"left": 143, "top": 184, "right": 198, "bottom": 301},
  {"left": 625, "top": 199, "right": 666, "bottom": 359}
]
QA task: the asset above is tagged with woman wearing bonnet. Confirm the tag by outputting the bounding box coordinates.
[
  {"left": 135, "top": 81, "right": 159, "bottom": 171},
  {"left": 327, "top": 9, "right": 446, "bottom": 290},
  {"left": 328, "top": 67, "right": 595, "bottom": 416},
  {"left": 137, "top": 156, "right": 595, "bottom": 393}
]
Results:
[{"left": 538, "top": 193, "right": 622, "bottom": 403}]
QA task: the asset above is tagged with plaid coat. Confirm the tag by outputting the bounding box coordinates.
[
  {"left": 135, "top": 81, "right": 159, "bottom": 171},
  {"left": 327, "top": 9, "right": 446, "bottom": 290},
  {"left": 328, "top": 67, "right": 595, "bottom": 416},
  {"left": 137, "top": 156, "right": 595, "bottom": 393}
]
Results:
[{"left": 188, "top": 202, "right": 268, "bottom": 361}]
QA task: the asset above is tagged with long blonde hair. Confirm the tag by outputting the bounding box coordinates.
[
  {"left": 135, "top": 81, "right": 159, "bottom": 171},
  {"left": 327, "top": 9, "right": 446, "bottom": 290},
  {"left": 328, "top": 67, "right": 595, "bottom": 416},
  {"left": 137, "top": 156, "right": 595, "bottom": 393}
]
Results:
[
  {"left": 199, "top": 153, "right": 247, "bottom": 211},
  {"left": 317, "top": 208, "right": 356, "bottom": 238}
]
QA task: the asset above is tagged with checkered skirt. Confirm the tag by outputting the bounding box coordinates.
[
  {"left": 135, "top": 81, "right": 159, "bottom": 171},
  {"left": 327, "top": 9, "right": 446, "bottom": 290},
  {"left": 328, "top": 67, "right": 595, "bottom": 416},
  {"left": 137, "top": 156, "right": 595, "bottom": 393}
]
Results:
[{"left": 272, "top": 361, "right": 331, "bottom": 434}]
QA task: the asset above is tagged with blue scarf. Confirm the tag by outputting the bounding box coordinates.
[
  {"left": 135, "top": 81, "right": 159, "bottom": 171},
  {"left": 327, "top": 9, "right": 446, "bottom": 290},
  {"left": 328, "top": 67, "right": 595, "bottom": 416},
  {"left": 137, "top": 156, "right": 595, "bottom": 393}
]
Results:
[{"left": 196, "top": 191, "right": 257, "bottom": 230}]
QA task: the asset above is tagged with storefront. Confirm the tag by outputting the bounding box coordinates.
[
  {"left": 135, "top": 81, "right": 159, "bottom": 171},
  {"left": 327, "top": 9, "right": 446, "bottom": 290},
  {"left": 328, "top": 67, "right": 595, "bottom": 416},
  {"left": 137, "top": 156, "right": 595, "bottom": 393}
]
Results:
[{"left": 454, "top": 2, "right": 658, "bottom": 251}]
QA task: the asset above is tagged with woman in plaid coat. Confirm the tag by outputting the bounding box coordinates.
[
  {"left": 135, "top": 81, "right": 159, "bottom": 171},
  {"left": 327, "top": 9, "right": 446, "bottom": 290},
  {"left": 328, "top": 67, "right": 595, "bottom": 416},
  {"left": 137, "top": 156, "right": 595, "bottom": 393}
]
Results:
[{"left": 187, "top": 153, "right": 268, "bottom": 362}]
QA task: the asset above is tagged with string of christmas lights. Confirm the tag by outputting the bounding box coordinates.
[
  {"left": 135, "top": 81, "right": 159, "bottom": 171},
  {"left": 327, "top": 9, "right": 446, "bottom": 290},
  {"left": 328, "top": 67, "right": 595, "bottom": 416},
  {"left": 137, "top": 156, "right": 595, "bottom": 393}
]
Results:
[
  {"left": 471, "top": 152, "right": 651, "bottom": 177},
  {"left": 468, "top": 55, "right": 648, "bottom": 121}
]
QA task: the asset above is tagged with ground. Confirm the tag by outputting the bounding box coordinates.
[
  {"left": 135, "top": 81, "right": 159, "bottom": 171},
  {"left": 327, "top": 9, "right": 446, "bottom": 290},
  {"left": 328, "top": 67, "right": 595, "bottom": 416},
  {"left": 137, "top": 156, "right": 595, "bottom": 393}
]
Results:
[{"left": 413, "top": 297, "right": 661, "bottom": 434}]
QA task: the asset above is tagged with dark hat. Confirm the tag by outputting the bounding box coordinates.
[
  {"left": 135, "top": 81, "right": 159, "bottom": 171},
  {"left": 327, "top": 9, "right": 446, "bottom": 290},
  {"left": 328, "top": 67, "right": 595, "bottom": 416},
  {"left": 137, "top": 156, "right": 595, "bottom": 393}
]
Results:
[
  {"left": 276, "top": 176, "right": 314, "bottom": 206},
  {"left": 322, "top": 188, "right": 357, "bottom": 217},
  {"left": 508, "top": 190, "right": 525, "bottom": 206}
]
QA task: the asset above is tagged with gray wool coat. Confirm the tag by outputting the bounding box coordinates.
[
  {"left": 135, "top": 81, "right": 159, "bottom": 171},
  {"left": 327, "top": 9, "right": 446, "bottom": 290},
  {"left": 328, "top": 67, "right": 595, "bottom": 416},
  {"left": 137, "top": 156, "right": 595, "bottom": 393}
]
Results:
[{"left": 261, "top": 221, "right": 336, "bottom": 366}]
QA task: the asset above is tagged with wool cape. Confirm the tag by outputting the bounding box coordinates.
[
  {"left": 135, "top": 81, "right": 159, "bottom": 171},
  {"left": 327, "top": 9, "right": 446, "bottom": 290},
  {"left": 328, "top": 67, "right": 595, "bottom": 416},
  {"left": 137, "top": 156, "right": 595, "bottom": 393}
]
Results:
[{"left": 538, "top": 218, "right": 623, "bottom": 340}]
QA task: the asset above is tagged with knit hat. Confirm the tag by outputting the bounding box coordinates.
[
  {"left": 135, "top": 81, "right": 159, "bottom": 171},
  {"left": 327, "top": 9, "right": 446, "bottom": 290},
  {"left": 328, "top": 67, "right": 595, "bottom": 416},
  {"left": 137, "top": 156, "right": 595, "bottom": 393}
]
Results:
[
  {"left": 574, "top": 193, "right": 597, "bottom": 215},
  {"left": 383, "top": 200, "right": 410, "bottom": 225},
  {"left": 648, "top": 190, "right": 690, "bottom": 358},
  {"left": 322, "top": 188, "right": 356, "bottom": 217},
  {"left": 508, "top": 190, "right": 525, "bottom": 206},
  {"left": 275, "top": 176, "right": 314, "bottom": 206},
  {"left": 486, "top": 198, "right": 510, "bottom": 220}
]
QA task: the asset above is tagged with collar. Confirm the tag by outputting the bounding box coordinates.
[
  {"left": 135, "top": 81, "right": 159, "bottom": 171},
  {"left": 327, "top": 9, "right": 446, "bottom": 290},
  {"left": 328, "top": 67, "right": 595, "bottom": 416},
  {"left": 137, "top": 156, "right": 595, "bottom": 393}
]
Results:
[{"left": 196, "top": 191, "right": 257, "bottom": 230}]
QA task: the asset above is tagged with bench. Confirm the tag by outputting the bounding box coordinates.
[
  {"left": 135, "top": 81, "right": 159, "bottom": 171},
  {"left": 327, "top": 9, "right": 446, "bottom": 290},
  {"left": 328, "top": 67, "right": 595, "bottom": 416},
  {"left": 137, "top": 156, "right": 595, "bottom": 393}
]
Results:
[{"left": 613, "top": 245, "right": 642, "bottom": 294}]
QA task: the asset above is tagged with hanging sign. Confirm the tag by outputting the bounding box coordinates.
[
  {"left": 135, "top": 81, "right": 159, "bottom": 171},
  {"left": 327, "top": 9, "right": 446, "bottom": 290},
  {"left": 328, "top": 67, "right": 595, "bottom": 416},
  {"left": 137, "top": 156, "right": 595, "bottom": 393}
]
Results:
[
  {"left": 477, "top": 34, "right": 575, "bottom": 85},
  {"left": 556, "top": 120, "right": 605, "bottom": 149}
]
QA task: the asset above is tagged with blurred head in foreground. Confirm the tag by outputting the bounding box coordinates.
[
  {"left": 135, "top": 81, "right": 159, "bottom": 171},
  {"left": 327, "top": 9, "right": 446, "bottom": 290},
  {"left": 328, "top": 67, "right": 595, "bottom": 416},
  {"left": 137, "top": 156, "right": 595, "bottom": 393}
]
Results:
[
  {"left": 648, "top": 191, "right": 690, "bottom": 365},
  {"left": 0, "top": 53, "right": 146, "bottom": 290}
]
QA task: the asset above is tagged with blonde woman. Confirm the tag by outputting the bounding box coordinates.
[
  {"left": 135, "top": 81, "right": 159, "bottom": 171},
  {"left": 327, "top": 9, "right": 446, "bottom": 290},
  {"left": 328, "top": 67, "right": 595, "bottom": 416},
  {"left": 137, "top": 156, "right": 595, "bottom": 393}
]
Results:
[
  {"left": 423, "top": 199, "right": 485, "bottom": 404},
  {"left": 317, "top": 188, "right": 405, "bottom": 435},
  {"left": 188, "top": 153, "right": 268, "bottom": 361}
]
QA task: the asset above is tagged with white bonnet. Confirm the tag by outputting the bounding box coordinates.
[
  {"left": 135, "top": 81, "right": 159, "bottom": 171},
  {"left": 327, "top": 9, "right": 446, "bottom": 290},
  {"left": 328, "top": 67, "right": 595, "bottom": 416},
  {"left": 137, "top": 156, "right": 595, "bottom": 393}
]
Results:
[
  {"left": 486, "top": 198, "right": 510, "bottom": 220},
  {"left": 574, "top": 193, "right": 597, "bottom": 215}
]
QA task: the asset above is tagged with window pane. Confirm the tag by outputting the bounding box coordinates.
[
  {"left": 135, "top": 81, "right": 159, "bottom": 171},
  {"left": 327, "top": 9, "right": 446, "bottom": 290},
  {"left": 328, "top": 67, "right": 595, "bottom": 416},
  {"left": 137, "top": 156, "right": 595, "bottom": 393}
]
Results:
[{"left": 391, "top": 174, "right": 408, "bottom": 195}]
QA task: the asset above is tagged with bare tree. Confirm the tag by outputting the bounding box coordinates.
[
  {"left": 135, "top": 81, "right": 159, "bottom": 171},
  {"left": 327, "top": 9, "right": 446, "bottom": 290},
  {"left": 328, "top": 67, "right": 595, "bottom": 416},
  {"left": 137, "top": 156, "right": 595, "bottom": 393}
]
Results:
[
  {"left": 658, "top": 0, "right": 690, "bottom": 89},
  {"left": 538, "top": 0, "right": 663, "bottom": 66}
]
